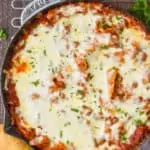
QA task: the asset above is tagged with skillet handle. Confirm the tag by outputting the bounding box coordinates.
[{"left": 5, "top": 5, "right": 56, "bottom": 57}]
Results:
[{"left": 20, "top": 0, "right": 65, "bottom": 25}]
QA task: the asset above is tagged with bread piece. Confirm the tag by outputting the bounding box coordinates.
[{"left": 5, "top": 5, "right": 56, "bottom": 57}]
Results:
[{"left": 0, "top": 124, "right": 31, "bottom": 150}]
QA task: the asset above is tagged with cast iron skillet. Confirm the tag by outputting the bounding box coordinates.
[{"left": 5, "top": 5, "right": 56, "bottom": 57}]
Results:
[{"left": 1, "top": 0, "right": 150, "bottom": 149}]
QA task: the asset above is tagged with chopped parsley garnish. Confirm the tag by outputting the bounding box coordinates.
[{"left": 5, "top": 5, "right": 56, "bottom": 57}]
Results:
[
  {"left": 89, "top": 83, "right": 93, "bottom": 87},
  {"left": 94, "top": 126, "right": 100, "bottom": 129},
  {"left": 29, "top": 61, "right": 35, "bottom": 68},
  {"left": 99, "top": 45, "right": 108, "bottom": 50},
  {"left": 116, "top": 16, "right": 122, "bottom": 20},
  {"left": 66, "top": 140, "right": 70, "bottom": 144},
  {"left": 48, "top": 60, "right": 53, "bottom": 71},
  {"left": 70, "top": 92, "right": 73, "bottom": 97},
  {"left": 52, "top": 67, "right": 58, "bottom": 73},
  {"left": 59, "top": 130, "right": 63, "bottom": 138},
  {"left": 120, "top": 28, "right": 124, "bottom": 34},
  {"left": 49, "top": 107, "right": 52, "bottom": 112},
  {"left": 88, "top": 73, "right": 94, "bottom": 80},
  {"left": 139, "top": 111, "right": 145, "bottom": 115},
  {"left": 49, "top": 108, "right": 52, "bottom": 112},
  {"left": 49, "top": 103, "right": 52, "bottom": 112},
  {"left": 30, "top": 56, "right": 35, "bottom": 60},
  {"left": 43, "top": 49, "right": 47, "bottom": 56},
  {"left": 52, "top": 68, "right": 55, "bottom": 73},
  {"left": 120, "top": 132, "right": 127, "bottom": 142},
  {"left": 93, "top": 100, "right": 96, "bottom": 104},
  {"left": 0, "top": 28, "right": 8, "bottom": 39},
  {"left": 74, "top": 28, "right": 78, "bottom": 32},
  {"left": 99, "top": 62, "right": 103, "bottom": 70},
  {"left": 64, "top": 122, "right": 71, "bottom": 127},
  {"left": 116, "top": 108, "right": 129, "bottom": 117},
  {"left": 77, "top": 116, "right": 80, "bottom": 120},
  {"left": 116, "top": 108, "right": 124, "bottom": 114},
  {"left": 77, "top": 90, "right": 84, "bottom": 96},
  {"left": 32, "top": 80, "right": 40, "bottom": 86},
  {"left": 101, "top": 23, "right": 110, "bottom": 29},
  {"left": 136, "top": 108, "right": 144, "bottom": 116},
  {"left": 135, "top": 119, "right": 147, "bottom": 126},
  {"left": 98, "top": 106, "right": 102, "bottom": 112},
  {"left": 71, "top": 108, "right": 79, "bottom": 113},
  {"left": 27, "top": 50, "right": 32, "bottom": 53},
  {"left": 92, "top": 88, "right": 96, "bottom": 93}
]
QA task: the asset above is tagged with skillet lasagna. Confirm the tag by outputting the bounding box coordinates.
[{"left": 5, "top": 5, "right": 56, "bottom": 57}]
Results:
[{"left": 3, "top": 2, "right": 150, "bottom": 150}]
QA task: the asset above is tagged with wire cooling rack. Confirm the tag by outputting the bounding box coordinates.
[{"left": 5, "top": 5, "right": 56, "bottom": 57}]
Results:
[{"left": 11, "top": 0, "right": 33, "bottom": 28}]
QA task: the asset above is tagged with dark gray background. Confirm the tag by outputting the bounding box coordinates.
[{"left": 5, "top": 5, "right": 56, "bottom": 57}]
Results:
[{"left": 0, "top": 1, "right": 150, "bottom": 149}]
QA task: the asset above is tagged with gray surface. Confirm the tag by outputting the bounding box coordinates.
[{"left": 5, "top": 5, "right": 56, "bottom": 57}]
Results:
[{"left": 0, "top": 1, "right": 150, "bottom": 149}]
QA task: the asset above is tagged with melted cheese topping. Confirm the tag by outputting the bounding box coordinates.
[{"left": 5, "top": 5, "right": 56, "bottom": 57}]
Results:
[{"left": 6, "top": 3, "right": 150, "bottom": 150}]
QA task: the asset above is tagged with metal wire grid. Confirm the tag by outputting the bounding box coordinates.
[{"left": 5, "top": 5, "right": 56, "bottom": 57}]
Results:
[{"left": 11, "top": 0, "right": 33, "bottom": 28}]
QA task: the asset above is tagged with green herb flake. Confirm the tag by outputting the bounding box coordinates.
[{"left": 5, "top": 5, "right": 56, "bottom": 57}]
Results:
[
  {"left": 116, "top": 108, "right": 123, "bottom": 114},
  {"left": 120, "top": 28, "right": 124, "bottom": 34},
  {"left": 89, "top": 83, "right": 93, "bottom": 87},
  {"left": 94, "top": 126, "right": 100, "bottom": 129},
  {"left": 77, "top": 90, "right": 84, "bottom": 96},
  {"left": 92, "top": 88, "right": 96, "bottom": 93},
  {"left": 74, "top": 28, "right": 78, "bottom": 32},
  {"left": 49, "top": 108, "right": 52, "bottom": 112},
  {"left": 43, "top": 49, "right": 47, "bottom": 56},
  {"left": 135, "top": 119, "right": 147, "bottom": 126},
  {"left": 31, "top": 64, "right": 35, "bottom": 68},
  {"left": 98, "top": 106, "right": 102, "bottom": 112},
  {"left": 49, "top": 103, "right": 53, "bottom": 112},
  {"left": 71, "top": 108, "right": 79, "bottom": 113},
  {"left": 49, "top": 107, "right": 52, "bottom": 112},
  {"left": 100, "top": 62, "right": 103, "bottom": 71},
  {"left": 101, "top": 23, "right": 110, "bottom": 29},
  {"left": 64, "top": 122, "right": 71, "bottom": 127},
  {"left": 116, "top": 16, "right": 122, "bottom": 20},
  {"left": 51, "top": 67, "right": 57, "bottom": 73},
  {"left": 27, "top": 50, "right": 32, "bottom": 53},
  {"left": 31, "top": 56, "right": 35, "bottom": 60},
  {"left": 99, "top": 45, "right": 108, "bottom": 50},
  {"left": 59, "top": 130, "right": 63, "bottom": 138},
  {"left": 77, "top": 116, "right": 80, "bottom": 120},
  {"left": 88, "top": 73, "right": 94, "bottom": 80},
  {"left": 66, "top": 140, "right": 70, "bottom": 144},
  {"left": 32, "top": 80, "right": 40, "bottom": 86},
  {"left": 0, "top": 28, "right": 8, "bottom": 39},
  {"left": 136, "top": 108, "right": 145, "bottom": 116},
  {"left": 120, "top": 132, "right": 127, "bottom": 142},
  {"left": 139, "top": 111, "right": 145, "bottom": 115},
  {"left": 29, "top": 61, "right": 34, "bottom": 65}
]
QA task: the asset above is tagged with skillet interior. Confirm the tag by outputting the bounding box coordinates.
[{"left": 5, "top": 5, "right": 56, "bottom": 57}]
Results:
[{"left": 1, "top": 0, "right": 150, "bottom": 149}]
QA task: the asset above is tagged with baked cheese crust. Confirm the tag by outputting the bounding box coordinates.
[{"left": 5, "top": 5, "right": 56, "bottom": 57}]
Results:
[{"left": 3, "top": 2, "right": 150, "bottom": 150}]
